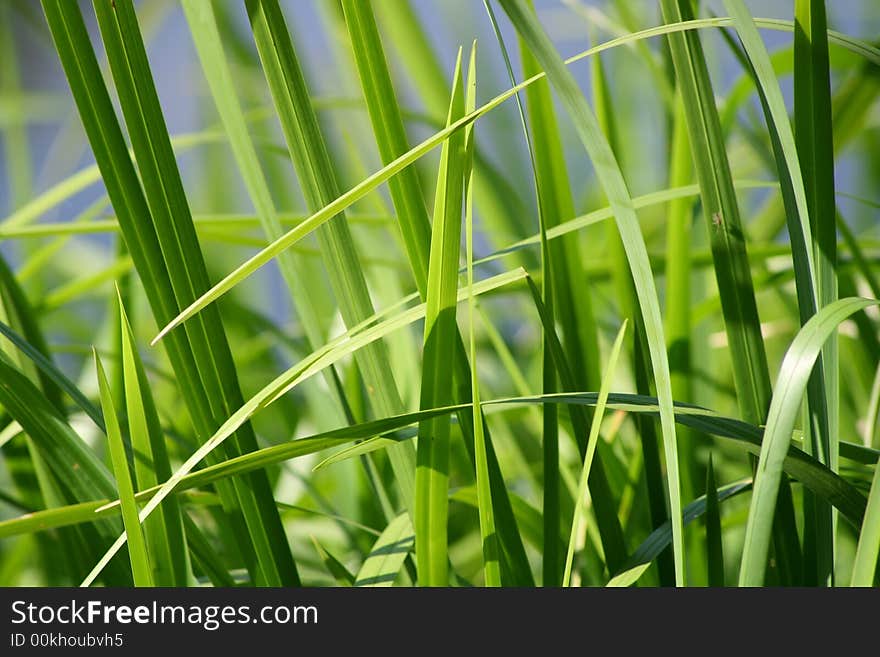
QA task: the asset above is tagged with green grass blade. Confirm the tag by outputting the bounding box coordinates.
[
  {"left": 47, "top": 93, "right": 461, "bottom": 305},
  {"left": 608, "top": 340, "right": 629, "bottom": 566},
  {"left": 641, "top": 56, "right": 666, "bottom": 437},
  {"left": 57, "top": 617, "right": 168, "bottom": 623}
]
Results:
[
  {"left": 0, "top": 254, "right": 95, "bottom": 583},
  {"left": 705, "top": 456, "right": 724, "bottom": 587},
  {"left": 591, "top": 34, "right": 673, "bottom": 586},
  {"left": 851, "top": 453, "right": 880, "bottom": 585},
  {"left": 484, "top": 0, "right": 563, "bottom": 585},
  {"left": 339, "top": 0, "right": 431, "bottom": 293},
  {"left": 563, "top": 320, "right": 628, "bottom": 587},
  {"left": 311, "top": 537, "right": 356, "bottom": 586},
  {"left": 340, "top": 0, "right": 531, "bottom": 584},
  {"left": 93, "top": 350, "right": 153, "bottom": 587},
  {"left": 499, "top": 0, "right": 684, "bottom": 585},
  {"left": 94, "top": 0, "right": 299, "bottom": 588},
  {"left": 415, "top": 48, "right": 466, "bottom": 586},
  {"left": 794, "top": 0, "right": 839, "bottom": 584},
  {"left": 0, "top": 319, "right": 104, "bottom": 432},
  {"left": 355, "top": 513, "right": 413, "bottom": 587},
  {"left": 739, "top": 298, "right": 878, "bottom": 586},
  {"left": 461, "top": 42, "right": 501, "bottom": 587},
  {"left": 372, "top": 0, "right": 530, "bottom": 248},
  {"left": 609, "top": 480, "right": 752, "bottom": 587},
  {"left": 0, "top": 257, "right": 65, "bottom": 415},
  {"left": 180, "top": 0, "right": 341, "bottom": 374},
  {"left": 660, "top": 0, "right": 773, "bottom": 428},
  {"left": 719, "top": 0, "right": 832, "bottom": 584},
  {"left": 665, "top": 87, "right": 703, "bottom": 584},
  {"left": 244, "top": 0, "right": 415, "bottom": 514},
  {"left": 118, "top": 295, "right": 189, "bottom": 586}
]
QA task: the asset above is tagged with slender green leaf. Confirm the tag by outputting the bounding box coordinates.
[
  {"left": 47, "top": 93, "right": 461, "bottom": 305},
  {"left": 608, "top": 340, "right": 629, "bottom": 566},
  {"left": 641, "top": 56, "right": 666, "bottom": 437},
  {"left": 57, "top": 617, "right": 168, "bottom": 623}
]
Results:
[
  {"left": 118, "top": 296, "right": 188, "bottom": 586},
  {"left": 705, "top": 456, "right": 724, "bottom": 587},
  {"left": 355, "top": 513, "right": 413, "bottom": 587},
  {"left": 563, "top": 321, "right": 628, "bottom": 587},
  {"left": 415, "top": 48, "right": 466, "bottom": 586},
  {"left": 93, "top": 351, "right": 153, "bottom": 587},
  {"left": 739, "top": 298, "right": 878, "bottom": 586},
  {"left": 609, "top": 481, "right": 752, "bottom": 587}
]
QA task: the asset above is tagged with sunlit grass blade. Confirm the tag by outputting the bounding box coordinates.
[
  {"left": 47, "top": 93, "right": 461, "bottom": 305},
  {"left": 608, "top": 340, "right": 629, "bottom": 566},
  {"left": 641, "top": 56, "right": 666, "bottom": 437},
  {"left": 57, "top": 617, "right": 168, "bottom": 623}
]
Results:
[
  {"left": 355, "top": 514, "right": 413, "bottom": 587},
  {"left": 459, "top": 42, "right": 500, "bottom": 587},
  {"left": 415, "top": 48, "right": 466, "bottom": 586},
  {"left": 118, "top": 295, "right": 188, "bottom": 586},
  {"left": 739, "top": 297, "right": 877, "bottom": 586},
  {"left": 93, "top": 350, "right": 153, "bottom": 587},
  {"left": 664, "top": 87, "right": 703, "bottom": 584},
  {"left": 851, "top": 452, "right": 880, "bottom": 585},
  {"left": 499, "top": 0, "right": 684, "bottom": 585},
  {"left": 563, "top": 320, "right": 628, "bottom": 587}
]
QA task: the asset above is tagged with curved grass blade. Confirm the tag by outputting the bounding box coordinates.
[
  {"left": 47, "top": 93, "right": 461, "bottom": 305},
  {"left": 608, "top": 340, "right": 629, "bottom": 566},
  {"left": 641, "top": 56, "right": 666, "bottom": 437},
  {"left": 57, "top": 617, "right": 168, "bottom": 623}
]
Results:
[
  {"left": 719, "top": 0, "right": 832, "bottom": 583},
  {"left": 590, "top": 32, "right": 673, "bottom": 585},
  {"left": 739, "top": 298, "right": 878, "bottom": 586},
  {"left": 484, "top": 0, "right": 563, "bottom": 585}
]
